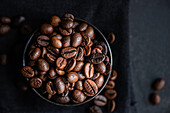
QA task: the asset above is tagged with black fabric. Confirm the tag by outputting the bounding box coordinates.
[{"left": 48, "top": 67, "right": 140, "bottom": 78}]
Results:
[{"left": 0, "top": 0, "right": 131, "bottom": 113}]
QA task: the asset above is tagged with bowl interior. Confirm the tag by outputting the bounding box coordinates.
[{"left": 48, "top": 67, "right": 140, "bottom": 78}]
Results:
[{"left": 23, "top": 18, "right": 113, "bottom": 106}]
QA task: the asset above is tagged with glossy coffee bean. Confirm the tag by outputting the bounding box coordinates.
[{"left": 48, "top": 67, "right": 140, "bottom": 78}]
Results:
[
  {"left": 61, "top": 47, "right": 77, "bottom": 59},
  {"left": 48, "top": 67, "right": 57, "bottom": 79},
  {"left": 59, "top": 27, "right": 72, "bottom": 36},
  {"left": 84, "top": 63, "right": 94, "bottom": 78},
  {"left": 56, "top": 57, "right": 67, "bottom": 70},
  {"left": 73, "top": 90, "right": 86, "bottom": 103},
  {"left": 12, "top": 16, "right": 25, "bottom": 27},
  {"left": 21, "top": 66, "right": 34, "bottom": 78},
  {"left": 40, "top": 24, "right": 53, "bottom": 34},
  {"left": 37, "top": 58, "right": 49, "bottom": 72},
  {"left": 90, "top": 53, "right": 105, "bottom": 64},
  {"left": 45, "top": 53, "right": 56, "bottom": 64},
  {"left": 0, "top": 25, "right": 11, "bottom": 35},
  {"left": 0, "top": 54, "right": 7, "bottom": 65},
  {"left": 110, "top": 70, "right": 117, "bottom": 81},
  {"left": 94, "top": 95, "right": 107, "bottom": 106},
  {"left": 72, "top": 33, "right": 82, "bottom": 47},
  {"left": 91, "top": 48, "right": 102, "bottom": 54},
  {"left": 108, "top": 100, "right": 116, "bottom": 112},
  {"left": 76, "top": 81, "right": 83, "bottom": 90},
  {"left": 55, "top": 77, "right": 65, "bottom": 94},
  {"left": 84, "top": 79, "right": 98, "bottom": 96},
  {"left": 150, "top": 93, "right": 161, "bottom": 105},
  {"left": 73, "top": 61, "right": 84, "bottom": 72},
  {"left": 55, "top": 34, "right": 63, "bottom": 40},
  {"left": 95, "top": 75, "right": 104, "bottom": 88},
  {"left": 91, "top": 73, "right": 100, "bottom": 80},
  {"left": 41, "top": 47, "right": 47, "bottom": 58},
  {"left": 78, "top": 23, "right": 88, "bottom": 32},
  {"left": 50, "top": 32, "right": 59, "bottom": 38},
  {"left": 84, "top": 26, "right": 95, "bottom": 39},
  {"left": 99, "top": 41, "right": 108, "bottom": 55},
  {"left": 78, "top": 73, "right": 85, "bottom": 80},
  {"left": 152, "top": 78, "right": 165, "bottom": 90},
  {"left": 30, "top": 77, "right": 42, "bottom": 88},
  {"left": 95, "top": 63, "right": 106, "bottom": 73},
  {"left": 29, "top": 48, "right": 41, "bottom": 60},
  {"left": 105, "top": 81, "right": 115, "bottom": 89},
  {"left": 105, "top": 89, "right": 117, "bottom": 100},
  {"left": 81, "top": 32, "right": 91, "bottom": 46},
  {"left": 62, "top": 36, "right": 71, "bottom": 47},
  {"left": 67, "top": 72, "right": 78, "bottom": 83},
  {"left": 46, "top": 81, "right": 56, "bottom": 95},
  {"left": 89, "top": 105, "right": 102, "bottom": 113},
  {"left": 50, "top": 16, "right": 61, "bottom": 27},
  {"left": 62, "top": 13, "right": 74, "bottom": 21},
  {"left": 54, "top": 95, "right": 70, "bottom": 104},
  {"left": 37, "top": 35, "right": 50, "bottom": 46},
  {"left": 72, "top": 22, "right": 79, "bottom": 28},
  {"left": 83, "top": 45, "right": 91, "bottom": 56},
  {"left": 28, "top": 60, "right": 36, "bottom": 67},
  {"left": 104, "top": 62, "right": 111, "bottom": 75},
  {"left": 65, "top": 58, "right": 76, "bottom": 72},
  {"left": 0, "top": 16, "right": 11, "bottom": 24},
  {"left": 104, "top": 56, "right": 110, "bottom": 64},
  {"left": 75, "top": 47, "right": 84, "bottom": 61},
  {"left": 47, "top": 46, "right": 59, "bottom": 56},
  {"left": 107, "top": 32, "right": 115, "bottom": 44},
  {"left": 61, "top": 87, "right": 69, "bottom": 97},
  {"left": 20, "top": 24, "right": 32, "bottom": 35},
  {"left": 51, "top": 36, "right": 62, "bottom": 48},
  {"left": 62, "top": 20, "right": 73, "bottom": 29},
  {"left": 56, "top": 68, "right": 65, "bottom": 75}
]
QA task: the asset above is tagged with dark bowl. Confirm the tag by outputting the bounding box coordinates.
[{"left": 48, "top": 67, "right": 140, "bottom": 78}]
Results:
[{"left": 23, "top": 18, "right": 113, "bottom": 106}]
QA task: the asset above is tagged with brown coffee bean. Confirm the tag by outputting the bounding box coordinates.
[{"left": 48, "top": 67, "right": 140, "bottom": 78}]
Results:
[
  {"left": 37, "top": 58, "right": 49, "bottom": 72},
  {"left": 72, "top": 22, "right": 79, "bottom": 28},
  {"left": 105, "top": 81, "right": 115, "bottom": 89},
  {"left": 0, "top": 54, "right": 7, "bottom": 65},
  {"left": 37, "top": 35, "right": 50, "bottom": 46},
  {"left": 91, "top": 48, "right": 102, "bottom": 54},
  {"left": 67, "top": 72, "right": 78, "bottom": 83},
  {"left": 150, "top": 93, "right": 161, "bottom": 105},
  {"left": 59, "top": 27, "right": 72, "bottom": 36},
  {"left": 75, "top": 47, "right": 84, "bottom": 61},
  {"left": 94, "top": 95, "right": 107, "bottom": 106},
  {"left": 95, "top": 63, "right": 106, "bottom": 74},
  {"left": 104, "top": 62, "right": 112, "bottom": 76},
  {"left": 107, "top": 33, "right": 115, "bottom": 44},
  {"left": 152, "top": 78, "right": 165, "bottom": 90},
  {"left": 61, "top": 47, "right": 77, "bottom": 59},
  {"left": 50, "top": 16, "right": 61, "bottom": 27},
  {"left": 76, "top": 81, "right": 83, "bottom": 90},
  {"left": 55, "top": 77, "right": 65, "bottom": 94},
  {"left": 20, "top": 24, "right": 32, "bottom": 35},
  {"left": 21, "top": 66, "right": 34, "bottom": 78},
  {"left": 91, "top": 73, "right": 100, "bottom": 80},
  {"left": 108, "top": 100, "right": 116, "bottom": 112},
  {"left": 61, "top": 87, "right": 69, "bottom": 97},
  {"left": 65, "top": 58, "right": 76, "bottom": 72},
  {"left": 110, "top": 70, "right": 117, "bottom": 81},
  {"left": 62, "top": 36, "right": 71, "bottom": 47},
  {"left": 30, "top": 77, "right": 42, "bottom": 88},
  {"left": 73, "top": 90, "right": 86, "bottom": 103},
  {"left": 62, "top": 13, "right": 74, "bottom": 21},
  {"left": 89, "top": 105, "right": 102, "bottom": 113},
  {"left": 39, "top": 74, "right": 47, "bottom": 81},
  {"left": 55, "top": 34, "right": 63, "bottom": 40},
  {"left": 72, "top": 33, "right": 82, "bottom": 47},
  {"left": 104, "top": 56, "right": 110, "bottom": 64},
  {"left": 0, "top": 16, "right": 11, "bottom": 24},
  {"left": 73, "top": 61, "right": 84, "bottom": 72},
  {"left": 84, "top": 26, "right": 95, "bottom": 39},
  {"left": 56, "top": 68, "right": 65, "bottom": 75},
  {"left": 81, "top": 32, "right": 91, "bottom": 46},
  {"left": 54, "top": 95, "right": 70, "bottom": 104},
  {"left": 78, "top": 23, "right": 88, "bottom": 32},
  {"left": 90, "top": 53, "right": 105, "bottom": 64},
  {"left": 83, "top": 45, "right": 91, "bottom": 56},
  {"left": 45, "top": 53, "right": 56, "bottom": 64},
  {"left": 56, "top": 57, "right": 67, "bottom": 70},
  {"left": 0, "top": 25, "right": 11, "bottom": 35},
  {"left": 84, "top": 63, "right": 94, "bottom": 78},
  {"left": 46, "top": 81, "right": 56, "bottom": 95},
  {"left": 62, "top": 20, "right": 73, "bottom": 29},
  {"left": 48, "top": 67, "right": 57, "bottom": 79},
  {"left": 40, "top": 47, "right": 47, "bottom": 58},
  {"left": 95, "top": 75, "right": 104, "bottom": 88},
  {"left": 105, "top": 89, "right": 117, "bottom": 100},
  {"left": 78, "top": 73, "right": 85, "bottom": 80},
  {"left": 51, "top": 36, "right": 62, "bottom": 48},
  {"left": 40, "top": 24, "right": 53, "bottom": 34},
  {"left": 47, "top": 46, "right": 59, "bottom": 56},
  {"left": 84, "top": 79, "right": 98, "bottom": 96},
  {"left": 29, "top": 48, "right": 41, "bottom": 60},
  {"left": 28, "top": 60, "right": 36, "bottom": 67},
  {"left": 99, "top": 41, "right": 108, "bottom": 55}
]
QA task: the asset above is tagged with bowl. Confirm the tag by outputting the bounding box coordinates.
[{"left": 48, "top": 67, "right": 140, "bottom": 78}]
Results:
[{"left": 23, "top": 18, "right": 113, "bottom": 106}]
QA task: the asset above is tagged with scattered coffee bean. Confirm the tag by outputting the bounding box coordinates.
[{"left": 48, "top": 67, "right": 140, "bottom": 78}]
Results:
[
  {"left": 51, "top": 36, "right": 62, "bottom": 48},
  {"left": 37, "top": 58, "right": 49, "bottom": 72},
  {"left": 78, "top": 23, "right": 88, "bottom": 32},
  {"left": 107, "top": 33, "right": 115, "bottom": 44},
  {"left": 40, "top": 24, "right": 53, "bottom": 34},
  {"left": 29, "top": 48, "right": 41, "bottom": 60},
  {"left": 73, "top": 61, "right": 84, "bottom": 72},
  {"left": 37, "top": 35, "right": 50, "bottom": 46},
  {"left": 89, "top": 105, "right": 103, "bottom": 113},
  {"left": 95, "top": 62, "right": 106, "bottom": 74},
  {"left": 61, "top": 47, "right": 77, "bottom": 59},
  {"left": 72, "top": 90, "right": 86, "bottom": 103},
  {"left": 56, "top": 57, "right": 67, "bottom": 70},
  {"left": 48, "top": 67, "right": 57, "bottom": 79},
  {"left": 94, "top": 95, "right": 107, "bottom": 106},
  {"left": 110, "top": 70, "right": 117, "bottom": 81},
  {"left": 84, "top": 79, "right": 98, "bottom": 96},
  {"left": 84, "top": 63, "right": 94, "bottom": 78},
  {"left": 0, "top": 16, "right": 11, "bottom": 24},
  {"left": 67, "top": 72, "right": 78, "bottom": 83},
  {"left": 108, "top": 100, "right": 116, "bottom": 112},
  {"left": 84, "top": 26, "right": 95, "bottom": 39},
  {"left": 105, "top": 81, "right": 115, "bottom": 89},
  {"left": 55, "top": 77, "right": 65, "bottom": 94},
  {"left": 72, "top": 33, "right": 82, "bottom": 47},
  {"left": 50, "top": 16, "right": 61, "bottom": 27},
  {"left": 0, "top": 25, "right": 11, "bottom": 35},
  {"left": 21, "top": 66, "right": 34, "bottom": 78},
  {"left": 152, "top": 78, "right": 165, "bottom": 90},
  {"left": 30, "top": 77, "right": 42, "bottom": 88},
  {"left": 62, "top": 36, "right": 71, "bottom": 47},
  {"left": 105, "top": 89, "right": 117, "bottom": 100},
  {"left": 150, "top": 93, "right": 161, "bottom": 105}
]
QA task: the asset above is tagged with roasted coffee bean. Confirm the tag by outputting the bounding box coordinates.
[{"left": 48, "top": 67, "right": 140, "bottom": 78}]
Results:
[
  {"left": 61, "top": 87, "right": 69, "bottom": 97},
  {"left": 51, "top": 36, "right": 62, "bottom": 48},
  {"left": 99, "top": 41, "right": 108, "bottom": 55},
  {"left": 84, "top": 63, "right": 94, "bottom": 78},
  {"left": 62, "top": 36, "right": 71, "bottom": 47},
  {"left": 37, "top": 35, "right": 50, "bottom": 46},
  {"left": 73, "top": 61, "right": 84, "bottom": 72},
  {"left": 61, "top": 47, "right": 77, "bottom": 59},
  {"left": 89, "top": 105, "right": 102, "bottom": 113},
  {"left": 55, "top": 34, "right": 63, "bottom": 40},
  {"left": 104, "top": 63, "right": 112, "bottom": 75},
  {"left": 95, "top": 75, "right": 104, "bottom": 88},
  {"left": 78, "top": 23, "right": 88, "bottom": 32},
  {"left": 65, "top": 58, "right": 76, "bottom": 71},
  {"left": 110, "top": 70, "right": 117, "bottom": 81},
  {"left": 0, "top": 54, "right": 7, "bottom": 65},
  {"left": 108, "top": 100, "right": 116, "bottom": 112},
  {"left": 56, "top": 68, "right": 65, "bottom": 75},
  {"left": 45, "top": 53, "right": 56, "bottom": 64},
  {"left": 83, "top": 45, "right": 91, "bottom": 56},
  {"left": 107, "top": 33, "right": 115, "bottom": 44},
  {"left": 40, "top": 24, "right": 53, "bottom": 34},
  {"left": 39, "top": 74, "right": 47, "bottom": 81},
  {"left": 84, "top": 26, "right": 95, "bottom": 39},
  {"left": 91, "top": 48, "right": 102, "bottom": 54},
  {"left": 81, "top": 32, "right": 91, "bottom": 46},
  {"left": 0, "top": 25, "right": 11, "bottom": 35},
  {"left": 55, "top": 77, "right": 65, "bottom": 94},
  {"left": 78, "top": 73, "right": 85, "bottom": 80},
  {"left": 152, "top": 78, "right": 165, "bottom": 90},
  {"left": 72, "top": 33, "right": 82, "bottom": 47},
  {"left": 12, "top": 16, "right": 25, "bottom": 27},
  {"left": 30, "top": 77, "right": 42, "bottom": 88},
  {"left": 62, "top": 13, "right": 74, "bottom": 21},
  {"left": 48, "top": 67, "right": 57, "bottom": 79},
  {"left": 90, "top": 53, "right": 105, "bottom": 64},
  {"left": 54, "top": 95, "right": 70, "bottom": 104},
  {"left": 56, "top": 57, "right": 67, "bottom": 70},
  {"left": 29, "top": 48, "right": 41, "bottom": 60},
  {"left": 62, "top": 20, "right": 73, "bottom": 29},
  {"left": 105, "top": 81, "right": 115, "bottom": 89},
  {"left": 91, "top": 73, "right": 100, "bottom": 80},
  {"left": 68, "top": 82, "right": 75, "bottom": 91},
  {"left": 94, "top": 95, "right": 107, "bottom": 106},
  {"left": 46, "top": 81, "right": 56, "bottom": 95},
  {"left": 28, "top": 60, "right": 36, "bottom": 67},
  {"left": 75, "top": 47, "right": 84, "bottom": 61},
  {"left": 50, "top": 16, "right": 61, "bottom": 27},
  {"left": 59, "top": 27, "right": 72, "bottom": 36},
  {"left": 0, "top": 16, "right": 11, "bottom": 24},
  {"left": 72, "top": 22, "right": 79, "bottom": 28},
  {"left": 41, "top": 47, "right": 47, "bottom": 58},
  {"left": 20, "top": 24, "right": 32, "bottom": 35},
  {"left": 76, "top": 81, "right": 83, "bottom": 90},
  {"left": 105, "top": 89, "right": 117, "bottom": 100},
  {"left": 150, "top": 93, "right": 161, "bottom": 105},
  {"left": 21, "top": 66, "right": 34, "bottom": 78},
  {"left": 73, "top": 90, "right": 86, "bottom": 103},
  {"left": 84, "top": 79, "right": 98, "bottom": 96},
  {"left": 47, "top": 46, "right": 59, "bottom": 56},
  {"left": 37, "top": 58, "right": 49, "bottom": 72},
  {"left": 104, "top": 55, "right": 110, "bottom": 64},
  {"left": 67, "top": 72, "right": 78, "bottom": 83},
  {"left": 95, "top": 62, "right": 106, "bottom": 73}
]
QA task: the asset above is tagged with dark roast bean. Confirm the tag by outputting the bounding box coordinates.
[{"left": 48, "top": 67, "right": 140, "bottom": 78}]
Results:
[
  {"left": 78, "top": 23, "right": 88, "bottom": 32},
  {"left": 20, "top": 24, "right": 32, "bottom": 35},
  {"left": 110, "top": 70, "right": 117, "bottom": 81},
  {"left": 73, "top": 90, "right": 86, "bottom": 103},
  {"left": 62, "top": 13, "right": 74, "bottom": 21},
  {"left": 49, "top": 32, "right": 59, "bottom": 38},
  {"left": 75, "top": 47, "right": 84, "bottom": 61},
  {"left": 105, "top": 89, "right": 117, "bottom": 100},
  {"left": 73, "top": 61, "right": 84, "bottom": 72},
  {"left": 48, "top": 67, "right": 57, "bottom": 79},
  {"left": 99, "top": 41, "right": 108, "bottom": 55},
  {"left": 78, "top": 73, "right": 85, "bottom": 80},
  {"left": 55, "top": 77, "right": 65, "bottom": 94},
  {"left": 104, "top": 62, "right": 112, "bottom": 75},
  {"left": 83, "top": 45, "right": 91, "bottom": 56},
  {"left": 0, "top": 25, "right": 11, "bottom": 35},
  {"left": 21, "top": 66, "right": 34, "bottom": 78},
  {"left": 51, "top": 36, "right": 62, "bottom": 48},
  {"left": 59, "top": 27, "right": 72, "bottom": 36},
  {"left": 89, "top": 105, "right": 102, "bottom": 113},
  {"left": 95, "top": 62, "right": 106, "bottom": 73},
  {"left": 54, "top": 95, "right": 70, "bottom": 104},
  {"left": 104, "top": 55, "right": 110, "bottom": 64},
  {"left": 41, "top": 47, "right": 47, "bottom": 58},
  {"left": 81, "top": 32, "right": 91, "bottom": 46},
  {"left": 0, "top": 16, "right": 11, "bottom": 24},
  {"left": 50, "top": 16, "right": 61, "bottom": 27},
  {"left": 108, "top": 100, "right": 116, "bottom": 112},
  {"left": 62, "top": 36, "right": 71, "bottom": 47},
  {"left": 46, "top": 81, "right": 56, "bottom": 95},
  {"left": 84, "top": 79, "right": 98, "bottom": 96},
  {"left": 95, "top": 75, "right": 104, "bottom": 88},
  {"left": 39, "top": 74, "right": 47, "bottom": 81},
  {"left": 94, "top": 95, "right": 107, "bottom": 106},
  {"left": 45, "top": 53, "right": 56, "bottom": 64},
  {"left": 72, "top": 22, "right": 79, "bottom": 28},
  {"left": 84, "top": 63, "right": 94, "bottom": 78},
  {"left": 55, "top": 34, "right": 63, "bottom": 40},
  {"left": 105, "top": 81, "right": 115, "bottom": 89},
  {"left": 67, "top": 72, "right": 78, "bottom": 83},
  {"left": 37, "top": 58, "right": 49, "bottom": 72},
  {"left": 61, "top": 47, "right": 77, "bottom": 59},
  {"left": 152, "top": 78, "right": 165, "bottom": 90},
  {"left": 56, "top": 57, "right": 67, "bottom": 70},
  {"left": 40, "top": 24, "right": 53, "bottom": 34},
  {"left": 91, "top": 48, "right": 102, "bottom": 54},
  {"left": 30, "top": 77, "right": 42, "bottom": 88},
  {"left": 107, "top": 33, "right": 115, "bottom": 44},
  {"left": 68, "top": 82, "right": 75, "bottom": 91},
  {"left": 12, "top": 16, "right": 25, "bottom": 27},
  {"left": 47, "top": 46, "right": 59, "bottom": 56},
  {"left": 0, "top": 54, "right": 7, "bottom": 65},
  {"left": 72, "top": 33, "right": 82, "bottom": 47},
  {"left": 29, "top": 48, "right": 41, "bottom": 60},
  {"left": 62, "top": 20, "right": 73, "bottom": 29},
  {"left": 56, "top": 68, "right": 65, "bottom": 75},
  {"left": 84, "top": 26, "right": 95, "bottom": 39},
  {"left": 28, "top": 60, "right": 36, "bottom": 67},
  {"left": 90, "top": 53, "right": 105, "bottom": 64},
  {"left": 91, "top": 73, "right": 100, "bottom": 80},
  {"left": 65, "top": 58, "right": 76, "bottom": 72},
  {"left": 76, "top": 81, "right": 83, "bottom": 90},
  {"left": 37, "top": 35, "right": 50, "bottom": 46},
  {"left": 150, "top": 93, "right": 161, "bottom": 105}
]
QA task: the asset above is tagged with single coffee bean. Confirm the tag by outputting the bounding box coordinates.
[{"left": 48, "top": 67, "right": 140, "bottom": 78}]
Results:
[
  {"left": 73, "top": 61, "right": 84, "bottom": 72},
  {"left": 84, "top": 79, "right": 98, "bottom": 96},
  {"left": 91, "top": 48, "right": 102, "bottom": 54},
  {"left": 91, "top": 73, "right": 100, "bottom": 80},
  {"left": 30, "top": 77, "right": 42, "bottom": 88},
  {"left": 21, "top": 66, "right": 34, "bottom": 78},
  {"left": 105, "top": 81, "right": 115, "bottom": 89},
  {"left": 55, "top": 34, "right": 63, "bottom": 40},
  {"left": 107, "top": 33, "right": 115, "bottom": 44},
  {"left": 59, "top": 27, "right": 72, "bottom": 36},
  {"left": 94, "top": 95, "right": 107, "bottom": 106},
  {"left": 108, "top": 100, "right": 116, "bottom": 112},
  {"left": 150, "top": 93, "right": 161, "bottom": 105},
  {"left": 78, "top": 23, "right": 88, "bottom": 32},
  {"left": 104, "top": 63, "right": 112, "bottom": 75},
  {"left": 62, "top": 36, "right": 71, "bottom": 47},
  {"left": 67, "top": 72, "right": 78, "bottom": 83},
  {"left": 41, "top": 47, "right": 47, "bottom": 58},
  {"left": 95, "top": 62, "right": 106, "bottom": 73},
  {"left": 0, "top": 54, "right": 7, "bottom": 65},
  {"left": 47, "top": 45, "right": 59, "bottom": 56},
  {"left": 45, "top": 53, "right": 56, "bottom": 64},
  {"left": 65, "top": 58, "right": 76, "bottom": 72},
  {"left": 20, "top": 24, "right": 32, "bottom": 35},
  {"left": 12, "top": 16, "right": 25, "bottom": 27},
  {"left": 84, "top": 26, "right": 95, "bottom": 39},
  {"left": 75, "top": 47, "right": 84, "bottom": 61},
  {"left": 37, "top": 58, "right": 49, "bottom": 72},
  {"left": 56, "top": 57, "right": 67, "bottom": 70},
  {"left": 54, "top": 95, "right": 70, "bottom": 104},
  {"left": 84, "top": 63, "right": 94, "bottom": 78},
  {"left": 72, "top": 22, "right": 79, "bottom": 28},
  {"left": 62, "top": 20, "right": 73, "bottom": 29},
  {"left": 105, "top": 89, "right": 117, "bottom": 100},
  {"left": 55, "top": 77, "right": 65, "bottom": 94},
  {"left": 90, "top": 53, "right": 105, "bottom": 64},
  {"left": 99, "top": 41, "right": 108, "bottom": 55},
  {"left": 0, "top": 25, "right": 11, "bottom": 35},
  {"left": 152, "top": 78, "right": 165, "bottom": 90},
  {"left": 51, "top": 36, "right": 62, "bottom": 48},
  {"left": 78, "top": 73, "right": 85, "bottom": 80},
  {"left": 46, "top": 81, "right": 56, "bottom": 95},
  {"left": 76, "top": 81, "right": 83, "bottom": 90},
  {"left": 48, "top": 67, "right": 57, "bottom": 79},
  {"left": 50, "top": 16, "right": 61, "bottom": 27},
  {"left": 62, "top": 13, "right": 74, "bottom": 21},
  {"left": 72, "top": 33, "right": 82, "bottom": 47},
  {"left": 37, "top": 35, "right": 50, "bottom": 46},
  {"left": 0, "top": 16, "right": 11, "bottom": 24},
  {"left": 56, "top": 68, "right": 65, "bottom": 75},
  {"left": 61, "top": 47, "right": 77, "bottom": 59},
  {"left": 89, "top": 105, "right": 102, "bottom": 113},
  {"left": 29, "top": 48, "right": 41, "bottom": 60},
  {"left": 83, "top": 45, "right": 91, "bottom": 56},
  {"left": 95, "top": 75, "right": 104, "bottom": 88},
  {"left": 110, "top": 70, "right": 117, "bottom": 81},
  {"left": 40, "top": 24, "right": 53, "bottom": 34},
  {"left": 81, "top": 32, "right": 91, "bottom": 46},
  {"left": 72, "top": 90, "right": 86, "bottom": 103}
]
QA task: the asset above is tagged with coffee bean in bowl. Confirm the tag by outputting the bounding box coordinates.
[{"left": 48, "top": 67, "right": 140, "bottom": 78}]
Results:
[{"left": 22, "top": 13, "right": 113, "bottom": 106}]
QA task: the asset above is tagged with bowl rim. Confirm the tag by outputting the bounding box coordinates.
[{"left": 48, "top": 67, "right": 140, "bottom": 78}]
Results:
[{"left": 23, "top": 18, "right": 113, "bottom": 106}]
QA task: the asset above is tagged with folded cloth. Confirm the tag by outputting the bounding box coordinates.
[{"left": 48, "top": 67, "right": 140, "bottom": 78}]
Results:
[{"left": 0, "top": 0, "right": 132, "bottom": 113}]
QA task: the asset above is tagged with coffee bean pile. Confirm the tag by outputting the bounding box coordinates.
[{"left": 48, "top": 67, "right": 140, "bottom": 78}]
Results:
[{"left": 21, "top": 13, "right": 112, "bottom": 104}]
